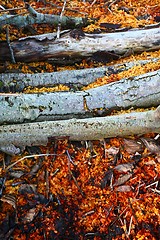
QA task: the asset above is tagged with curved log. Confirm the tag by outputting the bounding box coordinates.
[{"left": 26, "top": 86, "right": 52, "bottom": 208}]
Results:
[
  {"left": 0, "top": 106, "right": 160, "bottom": 148},
  {"left": 0, "top": 69, "right": 160, "bottom": 125},
  {"left": 0, "top": 28, "right": 160, "bottom": 63},
  {"left": 0, "top": 58, "right": 159, "bottom": 92}
]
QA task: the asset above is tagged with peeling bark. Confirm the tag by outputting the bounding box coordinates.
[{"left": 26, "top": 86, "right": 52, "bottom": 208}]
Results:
[
  {"left": 0, "top": 58, "right": 159, "bottom": 92},
  {"left": 0, "top": 69, "right": 160, "bottom": 125},
  {"left": 0, "top": 28, "right": 160, "bottom": 63},
  {"left": 0, "top": 106, "right": 160, "bottom": 148}
]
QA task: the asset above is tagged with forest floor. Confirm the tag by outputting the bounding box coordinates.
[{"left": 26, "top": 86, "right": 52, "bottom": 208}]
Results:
[{"left": 0, "top": 0, "right": 160, "bottom": 239}]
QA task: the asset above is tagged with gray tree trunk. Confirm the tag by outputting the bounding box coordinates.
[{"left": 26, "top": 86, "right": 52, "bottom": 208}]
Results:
[
  {"left": 0, "top": 69, "right": 160, "bottom": 125},
  {"left": 0, "top": 28, "right": 160, "bottom": 63},
  {"left": 0, "top": 106, "right": 159, "bottom": 148},
  {"left": 0, "top": 58, "right": 159, "bottom": 92}
]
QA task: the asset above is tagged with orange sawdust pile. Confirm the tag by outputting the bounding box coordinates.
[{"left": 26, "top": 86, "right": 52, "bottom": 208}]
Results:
[
  {"left": 0, "top": 136, "right": 159, "bottom": 239},
  {"left": 83, "top": 55, "right": 160, "bottom": 90}
]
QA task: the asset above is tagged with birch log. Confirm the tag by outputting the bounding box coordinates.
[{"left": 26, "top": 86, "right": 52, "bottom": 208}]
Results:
[
  {"left": 0, "top": 69, "right": 160, "bottom": 124},
  {"left": 0, "top": 28, "right": 160, "bottom": 63},
  {"left": 0, "top": 58, "right": 159, "bottom": 92},
  {"left": 0, "top": 106, "right": 160, "bottom": 148}
]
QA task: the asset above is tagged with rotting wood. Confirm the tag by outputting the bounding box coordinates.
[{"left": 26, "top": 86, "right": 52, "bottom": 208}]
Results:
[
  {"left": 0, "top": 28, "right": 160, "bottom": 63},
  {"left": 0, "top": 69, "right": 160, "bottom": 124},
  {"left": 0, "top": 58, "right": 159, "bottom": 92},
  {"left": 0, "top": 106, "right": 159, "bottom": 148}
]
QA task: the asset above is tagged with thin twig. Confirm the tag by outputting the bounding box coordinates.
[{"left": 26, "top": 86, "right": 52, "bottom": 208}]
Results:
[
  {"left": 135, "top": 181, "right": 145, "bottom": 197},
  {"left": 2, "top": 156, "right": 6, "bottom": 170},
  {"left": 85, "top": 232, "right": 97, "bottom": 237},
  {"left": 0, "top": 7, "right": 25, "bottom": 12},
  {"left": 127, "top": 216, "right": 133, "bottom": 236},
  {"left": 0, "top": 5, "right": 5, "bottom": 10},
  {"left": 5, "top": 153, "right": 64, "bottom": 172},
  {"left": 82, "top": 210, "right": 95, "bottom": 218},
  {"left": 90, "top": 0, "right": 97, "bottom": 7},
  {"left": 145, "top": 181, "right": 158, "bottom": 189},
  {"left": 108, "top": 0, "right": 119, "bottom": 8},
  {"left": 0, "top": 93, "right": 21, "bottom": 96},
  {"left": 128, "top": 198, "right": 139, "bottom": 225},
  {"left": 66, "top": 150, "right": 76, "bottom": 166},
  {"left": 109, "top": 206, "right": 128, "bottom": 227},
  {"left": 68, "top": 169, "right": 85, "bottom": 197},
  {"left": 57, "top": 0, "right": 67, "bottom": 39},
  {"left": 123, "top": 218, "right": 127, "bottom": 235},
  {"left": 104, "top": 206, "right": 113, "bottom": 218},
  {"left": 103, "top": 139, "right": 108, "bottom": 159},
  {"left": 52, "top": 168, "right": 60, "bottom": 177},
  {"left": 110, "top": 173, "right": 113, "bottom": 190},
  {"left": 103, "top": 0, "right": 119, "bottom": 13},
  {"left": 45, "top": 169, "right": 49, "bottom": 199},
  {"left": 150, "top": 188, "right": 160, "bottom": 194},
  {"left": 5, "top": 26, "right": 16, "bottom": 63}
]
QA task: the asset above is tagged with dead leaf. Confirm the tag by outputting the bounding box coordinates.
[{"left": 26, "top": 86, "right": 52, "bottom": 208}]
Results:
[
  {"left": 101, "top": 169, "right": 113, "bottom": 189},
  {"left": 10, "top": 170, "right": 25, "bottom": 178},
  {"left": 1, "top": 195, "right": 16, "bottom": 209},
  {"left": 105, "top": 146, "right": 121, "bottom": 165},
  {"left": 113, "top": 173, "right": 132, "bottom": 187},
  {"left": 18, "top": 184, "right": 37, "bottom": 194},
  {"left": 106, "top": 147, "right": 119, "bottom": 156},
  {"left": 0, "top": 212, "right": 16, "bottom": 239},
  {"left": 116, "top": 185, "right": 132, "bottom": 192},
  {"left": 22, "top": 208, "right": 37, "bottom": 223},
  {"left": 114, "top": 163, "right": 134, "bottom": 173},
  {"left": 140, "top": 138, "right": 160, "bottom": 154},
  {"left": 123, "top": 139, "right": 144, "bottom": 154}
]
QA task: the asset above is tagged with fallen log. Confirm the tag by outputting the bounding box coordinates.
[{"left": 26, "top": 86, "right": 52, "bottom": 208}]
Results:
[
  {"left": 0, "top": 69, "right": 160, "bottom": 124},
  {"left": 0, "top": 106, "right": 159, "bottom": 149},
  {"left": 0, "top": 4, "right": 92, "bottom": 29},
  {"left": 0, "top": 58, "right": 159, "bottom": 92},
  {"left": 0, "top": 28, "right": 160, "bottom": 63}
]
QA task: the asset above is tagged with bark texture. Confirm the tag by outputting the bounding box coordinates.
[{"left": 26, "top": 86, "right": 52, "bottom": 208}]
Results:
[
  {"left": 0, "top": 28, "right": 160, "bottom": 63},
  {"left": 0, "top": 106, "right": 160, "bottom": 148},
  {"left": 0, "top": 58, "right": 159, "bottom": 92},
  {"left": 0, "top": 9, "right": 91, "bottom": 29},
  {"left": 0, "top": 69, "right": 160, "bottom": 124}
]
